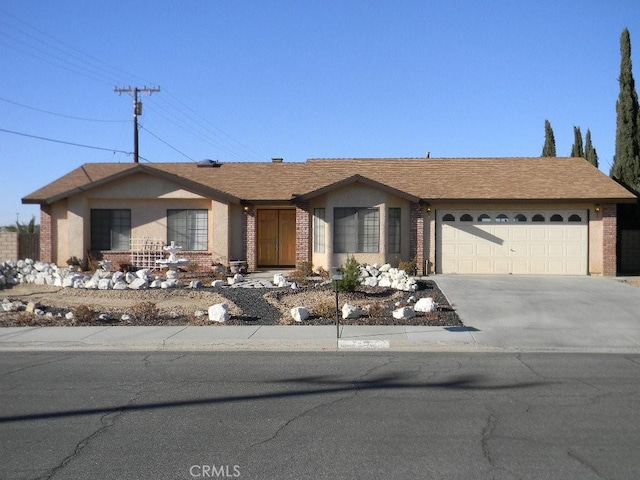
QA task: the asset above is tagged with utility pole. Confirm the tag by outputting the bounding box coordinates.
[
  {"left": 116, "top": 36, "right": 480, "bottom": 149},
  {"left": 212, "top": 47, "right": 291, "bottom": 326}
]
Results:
[{"left": 114, "top": 86, "right": 160, "bottom": 163}]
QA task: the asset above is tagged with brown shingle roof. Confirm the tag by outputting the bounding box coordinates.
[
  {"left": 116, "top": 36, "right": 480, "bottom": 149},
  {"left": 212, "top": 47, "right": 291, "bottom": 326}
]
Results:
[{"left": 22, "top": 157, "right": 637, "bottom": 205}]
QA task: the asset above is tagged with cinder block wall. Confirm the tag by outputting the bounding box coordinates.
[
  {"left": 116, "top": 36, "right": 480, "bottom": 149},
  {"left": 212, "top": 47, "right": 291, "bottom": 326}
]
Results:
[{"left": 0, "top": 232, "right": 18, "bottom": 262}]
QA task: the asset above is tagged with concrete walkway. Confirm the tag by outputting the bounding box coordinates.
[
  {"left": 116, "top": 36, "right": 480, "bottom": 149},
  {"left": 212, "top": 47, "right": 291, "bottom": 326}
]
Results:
[{"left": 1, "top": 275, "right": 640, "bottom": 353}]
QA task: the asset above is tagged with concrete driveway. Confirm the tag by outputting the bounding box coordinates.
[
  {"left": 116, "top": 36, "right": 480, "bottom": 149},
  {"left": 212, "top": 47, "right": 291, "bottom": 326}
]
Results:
[{"left": 434, "top": 275, "right": 640, "bottom": 351}]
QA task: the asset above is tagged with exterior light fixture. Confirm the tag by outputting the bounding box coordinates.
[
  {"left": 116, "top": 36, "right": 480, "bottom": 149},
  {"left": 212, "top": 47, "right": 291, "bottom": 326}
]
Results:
[{"left": 594, "top": 205, "right": 601, "bottom": 213}]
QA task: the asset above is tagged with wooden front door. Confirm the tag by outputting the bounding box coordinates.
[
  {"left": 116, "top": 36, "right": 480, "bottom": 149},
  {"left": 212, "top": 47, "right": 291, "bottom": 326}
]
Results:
[{"left": 257, "top": 209, "right": 296, "bottom": 267}]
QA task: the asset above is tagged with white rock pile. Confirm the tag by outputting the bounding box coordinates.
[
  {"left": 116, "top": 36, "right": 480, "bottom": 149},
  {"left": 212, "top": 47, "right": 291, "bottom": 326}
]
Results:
[{"left": 358, "top": 263, "right": 418, "bottom": 291}]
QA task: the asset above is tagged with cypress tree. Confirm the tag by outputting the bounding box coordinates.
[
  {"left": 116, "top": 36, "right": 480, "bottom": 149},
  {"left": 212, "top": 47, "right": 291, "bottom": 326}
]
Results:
[
  {"left": 585, "top": 129, "right": 599, "bottom": 167},
  {"left": 611, "top": 28, "right": 640, "bottom": 188},
  {"left": 541, "top": 119, "right": 556, "bottom": 157},
  {"left": 571, "top": 126, "right": 584, "bottom": 157}
]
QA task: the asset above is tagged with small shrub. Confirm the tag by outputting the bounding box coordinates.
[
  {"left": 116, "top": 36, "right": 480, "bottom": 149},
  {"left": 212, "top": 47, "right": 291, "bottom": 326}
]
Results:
[
  {"left": 66, "top": 256, "right": 81, "bottom": 266},
  {"left": 312, "top": 298, "right": 338, "bottom": 319},
  {"left": 15, "top": 312, "right": 35, "bottom": 325},
  {"left": 365, "top": 302, "right": 384, "bottom": 318},
  {"left": 288, "top": 261, "right": 314, "bottom": 284},
  {"left": 116, "top": 262, "right": 133, "bottom": 272},
  {"left": 315, "top": 267, "right": 329, "bottom": 280},
  {"left": 337, "top": 256, "right": 360, "bottom": 292},
  {"left": 73, "top": 305, "right": 97, "bottom": 323},
  {"left": 398, "top": 259, "right": 417, "bottom": 276},
  {"left": 296, "top": 261, "right": 314, "bottom": 277},
  {"left": 130, "top": 302, "right": 160, "bottom": 322}
]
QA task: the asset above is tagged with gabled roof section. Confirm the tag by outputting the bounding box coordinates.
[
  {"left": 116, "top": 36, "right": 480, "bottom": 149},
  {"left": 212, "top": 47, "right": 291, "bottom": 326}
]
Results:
[
  {"left": 22, "top": 163, "right": 242, "bottom": 205},
  {"left": 22, "top": 157, "right": 637, "bottom": 206},
  {"left": 294, "top": 174, "right": 420, "bottom": 202}
]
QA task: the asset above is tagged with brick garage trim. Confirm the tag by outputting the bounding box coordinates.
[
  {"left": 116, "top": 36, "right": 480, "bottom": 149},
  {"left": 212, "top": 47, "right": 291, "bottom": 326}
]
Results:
[
  {"left": 40, "top": 206, "right": 52, "bottom": 264},
  {"left": 245, "top": 207, "right": 256, "bottom": 272},
  {"left": 295, "top": 202, "right": 310, "bottom": 266},
  {"left": 602, "top": 204, "right": 617, "bottom": 276},
  {"left": 410, "top": 203, "right": 425, "bottom": 275}
]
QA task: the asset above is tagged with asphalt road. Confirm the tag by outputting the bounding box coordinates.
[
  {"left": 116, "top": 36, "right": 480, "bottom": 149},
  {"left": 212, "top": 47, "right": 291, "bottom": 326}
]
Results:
[{"left": 1, "top": 352, "right": 639, "bottom": 480}]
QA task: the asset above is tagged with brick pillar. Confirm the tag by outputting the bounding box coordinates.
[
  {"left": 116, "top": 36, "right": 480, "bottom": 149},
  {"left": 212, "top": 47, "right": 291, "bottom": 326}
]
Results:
[
  {"left": 295, "top": 202, "right": 311, "bottom": 266},
  {"left": 602, "top": 203, "right": 617, "bottom": 277},
  {"left": 245, "top": 207, "right": 256, "bottom": 272},
  {"left": 40, "top": 205, "right": 53, "bottom": 264},
  {"left": 410, "top": 202, "right": 425, "bottom": 275}
]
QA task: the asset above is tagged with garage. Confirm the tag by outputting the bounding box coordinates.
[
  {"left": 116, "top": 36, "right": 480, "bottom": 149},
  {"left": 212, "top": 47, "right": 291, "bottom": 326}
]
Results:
[{"left": 437, "top": 210, "right": 588, "bottom": 275}]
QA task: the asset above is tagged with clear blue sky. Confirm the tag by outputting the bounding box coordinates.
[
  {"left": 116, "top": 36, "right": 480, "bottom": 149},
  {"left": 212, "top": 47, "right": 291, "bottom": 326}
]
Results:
[{"left": 1, "top": 0, "right": 640, "bottom": 226}]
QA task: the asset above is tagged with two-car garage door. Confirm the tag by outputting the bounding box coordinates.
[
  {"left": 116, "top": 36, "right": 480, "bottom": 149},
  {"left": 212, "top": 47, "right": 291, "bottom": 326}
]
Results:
[{"left": 437, "top": 210, "right": 588, "bottom": 275}]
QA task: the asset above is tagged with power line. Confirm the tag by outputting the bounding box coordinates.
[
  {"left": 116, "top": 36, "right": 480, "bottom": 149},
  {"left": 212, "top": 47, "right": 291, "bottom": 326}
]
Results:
[
  {"left": 0, "top": 95, "right": 128, "bottom": 123},
  {"left": 139, "top": 125, "right": 193, "bottom": 161},
  {"left": 0, "top": 127, "right": 132, "bottom": 155},
  {"left": 1, "top": 8, "right": 269, "bottom": 163}
]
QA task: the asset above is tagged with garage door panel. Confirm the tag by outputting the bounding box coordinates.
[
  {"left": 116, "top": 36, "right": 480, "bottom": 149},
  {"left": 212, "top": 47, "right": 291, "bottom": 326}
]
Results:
[{"left": 438, "top": 210, "right": 588, "bottom": 275}]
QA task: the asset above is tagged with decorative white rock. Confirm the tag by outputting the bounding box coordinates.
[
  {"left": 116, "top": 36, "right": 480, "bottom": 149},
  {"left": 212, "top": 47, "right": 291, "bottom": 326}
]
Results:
[
  {"left": 393, "top": 306, "right": 416, "bottom": 320},
  {"left": 342, "top": 303, "right": 365, "bottom": 319},
  {"left": 211, "top": 280, "right": 225, "bottom": 288},
  {"left": 291, "top": 306, "right": 309, "bottom": 323},
  {"left": 208, "top": 303, "right": 230, "bottom": 323},
  {"left": 415, "top": 297, "right": 437, "bottom": 313},
  {"left": 128, "top": 277, "right": 148, "bottom": 290}
]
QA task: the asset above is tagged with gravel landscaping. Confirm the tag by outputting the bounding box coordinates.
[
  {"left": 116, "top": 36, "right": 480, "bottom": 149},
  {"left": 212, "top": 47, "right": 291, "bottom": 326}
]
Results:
[{"left": 0, "top": 279, "right": 461, "bottom": 327}]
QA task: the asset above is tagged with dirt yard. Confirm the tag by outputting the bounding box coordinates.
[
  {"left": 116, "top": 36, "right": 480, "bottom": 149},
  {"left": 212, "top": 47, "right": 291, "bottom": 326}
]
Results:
[{"left": 0, "top": 280, "right": 461, "bottom": 327}]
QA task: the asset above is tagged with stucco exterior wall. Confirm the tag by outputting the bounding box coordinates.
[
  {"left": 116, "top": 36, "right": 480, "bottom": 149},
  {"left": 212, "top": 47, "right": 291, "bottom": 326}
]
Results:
[
  {"left": 46, "top": 172, "right": 235, "bottom": 269},
  {"left": 309, "top": 182, "right": 412, "bottom": 271}
]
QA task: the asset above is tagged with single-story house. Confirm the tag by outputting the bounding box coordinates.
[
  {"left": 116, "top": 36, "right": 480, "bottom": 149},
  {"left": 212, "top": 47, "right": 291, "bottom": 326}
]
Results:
[{"left": 22, "top": 157, "right": 637, "bottom": 276}]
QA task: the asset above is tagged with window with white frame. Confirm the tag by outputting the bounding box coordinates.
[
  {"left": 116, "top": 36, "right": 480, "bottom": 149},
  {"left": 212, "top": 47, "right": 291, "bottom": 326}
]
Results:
[
  {"left": 334, "top": 207, "right": 380, "bottom": 253},
  {"left": 90, "top": 209, "right": 131, "bottom": 250},
  {"left": 313, "top": 208, "right": 326, "bottom": 253},
  {"left": 388, "top": 208, "right": 401, "bottom": 253},
  {"left": 167, "top": 209, "right": 208, "bottom": 250}
]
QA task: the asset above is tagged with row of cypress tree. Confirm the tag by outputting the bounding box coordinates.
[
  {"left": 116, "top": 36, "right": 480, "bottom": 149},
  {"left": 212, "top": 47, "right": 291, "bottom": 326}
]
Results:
[
  {"left": 541, "top": 121, "right": 599, "bottom": 168},
  {"left": 542, "top": 28, "right": 640, "bottom": 189}
]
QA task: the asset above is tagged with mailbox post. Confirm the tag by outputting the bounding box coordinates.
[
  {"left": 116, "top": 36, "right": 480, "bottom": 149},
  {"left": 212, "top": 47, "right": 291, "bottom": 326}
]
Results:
[{"left": 330, "top": 267, "right": 344, "bottom": 339}]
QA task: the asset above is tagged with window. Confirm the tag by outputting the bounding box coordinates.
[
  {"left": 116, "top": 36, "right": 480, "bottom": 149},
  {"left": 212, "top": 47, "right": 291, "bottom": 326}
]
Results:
[
  {"left": 334, "top": 207, "right": 380, "bottom": 253},
  {"left": 550, "top": 214, "right": 564, "bottom": 222},
  {"left": 442, "top": 214, "right": 455, "bottom": 221},
  {"left": 167, "top": 209, "right": 208, "bottom": 250},
  {"left": 313, "top": 208, "right": 326, "bottom": 253},
  {"left": 478, "top": 214, "right": 491, "bottom": 222},
  {"left": 460, "top": 214, "right": 473, "bottom": 222},
  {"left": 496, "top": 214, "right": 509, "bottom": 223},
  {"left": 568, "top": 214, "right": 582, "bottom": 222},
  {"left": 388, "top": 208, "right": 401, "bottom": 253},
  {"left": 532, "top": 214, "right": 545, "bottom": 222},
  {"left": 514, "top": 214, "right": 527, "bottom": 222},
  {"left": 91, "top": 209, "right": 131, "bottom": 250}
]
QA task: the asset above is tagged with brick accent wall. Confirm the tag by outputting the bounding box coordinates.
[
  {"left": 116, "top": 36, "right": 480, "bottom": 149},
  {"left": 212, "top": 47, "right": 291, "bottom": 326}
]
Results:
[
  {"left": 602, "top": 203, "right": 617, "bottom": 277},
  {"left": 245, "top": 207, "right": 256, "bottom": 272},
  {"left": 296, "top": 202, "right": 311, "bottom": 266},
  {"left": 0, "top": 231, "right": 18, "bottom": 262},
  {"left": 40, "top": 206, "right": 52, "bottom": 264},
  {"left": 410, "top": 203, "right": 425, "bottom": 275}
]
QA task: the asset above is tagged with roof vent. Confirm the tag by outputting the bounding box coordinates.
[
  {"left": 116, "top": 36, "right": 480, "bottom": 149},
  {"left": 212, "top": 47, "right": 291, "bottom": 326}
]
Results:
[
  {"left": 271, "top": 157, "right": 284, "bottom": 163},
  {"left": 197, "top": 159, "right": 222, "bottom": 168}
]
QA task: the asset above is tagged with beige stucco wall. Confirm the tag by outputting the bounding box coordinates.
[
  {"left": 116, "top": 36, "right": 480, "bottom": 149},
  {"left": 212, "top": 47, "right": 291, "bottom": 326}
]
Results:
[
  {"left": 309, "top": 182, "right": 412, "bottom": 271},
  {"left": 49, "top": 172, "right": 235, "bottom": 266},
  {"left": 428, "top": 202, "right": 603, "bottom": 275}
]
